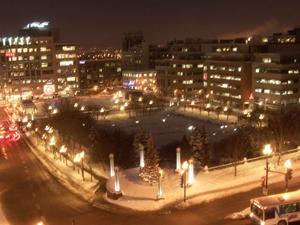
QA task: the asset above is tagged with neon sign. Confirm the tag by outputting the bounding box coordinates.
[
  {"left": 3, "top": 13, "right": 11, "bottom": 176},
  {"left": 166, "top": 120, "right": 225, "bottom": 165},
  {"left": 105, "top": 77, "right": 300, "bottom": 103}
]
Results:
[
  {"left": 24, "top": 22, "right": 49, "bottom": 29},
  {"left": 5, "top": 52, "right": 16, "bottom": 57}
]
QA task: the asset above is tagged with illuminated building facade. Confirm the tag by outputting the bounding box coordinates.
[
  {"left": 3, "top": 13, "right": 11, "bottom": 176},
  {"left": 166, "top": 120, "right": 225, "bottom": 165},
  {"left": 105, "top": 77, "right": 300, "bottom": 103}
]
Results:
[
  {"left": 122, "top": 70, "right": 157, "bottom": 93},
  {"left": 156, "top": 39, "right": 214, "bottom": 97},
  {"left": 0, "top": 22, "right": 78, "bottom": 100},
  {"left": 205, "top": 40, "right": 253, "bottom": 108},
  {"left": 252, "top": 53, "right": 300, "bottom": 110},
  {"left": 78, "top": 49, "right": 122, "bottom": 90}
]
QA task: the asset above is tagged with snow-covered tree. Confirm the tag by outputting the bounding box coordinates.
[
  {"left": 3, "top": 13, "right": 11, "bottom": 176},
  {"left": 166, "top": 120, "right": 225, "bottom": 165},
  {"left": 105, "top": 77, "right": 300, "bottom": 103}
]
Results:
[
  {"left": 139, "top": 132, "right": 160, "bottom": 184},
  {"left": 189, "top": 126, "right": 209, "bottom": 165}
]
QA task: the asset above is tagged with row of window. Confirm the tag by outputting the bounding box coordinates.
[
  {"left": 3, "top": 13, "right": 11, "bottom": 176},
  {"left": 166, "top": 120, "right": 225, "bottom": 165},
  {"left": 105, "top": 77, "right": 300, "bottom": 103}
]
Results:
[
  {"left": 255, "top": 88, "right": 297, "bottom": 95},
  {"left": 210, "top": 74, "right": 241, "bottom": 81},
  {"left": 256, "top": 78, "right": 297, "bottom": 85},
  {"left": 209, "top": 65, "right": 242, "bottom": 72}
]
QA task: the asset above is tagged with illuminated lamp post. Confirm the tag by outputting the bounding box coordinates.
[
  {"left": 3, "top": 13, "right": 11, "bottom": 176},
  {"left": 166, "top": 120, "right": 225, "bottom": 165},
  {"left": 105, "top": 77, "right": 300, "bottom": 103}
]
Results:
[
  {"left": 59, "top": 145, "right": 68, "bottom": 163},
  {"left": 176, "top": 147, "right": 181, "bottom": 171},
  {"left": 139, "top": 144, "right": 145, "bottom": 169},
  {"left": 181, "top": 161, "right": 189, "bottom": 202},
  {"left": 114, "top": 166, "right": 121, "bottom": 193},
  {"left": 284, "top": 159, "right": 293, "bottom": 192},
  {"left": 156, "top": 169, "right": 164, "bottom": 200},
  {"left": 259, "top": 114, "right": 265, "bottom": 127},
  {"left": 109, "top": 153, "right": 115, "bottom": 177},
  {"left": 262, "top": 144, "right": 272, "bottom": 195},
  {"left": 188, "top": 159, "right": 194, "bottom": 186}
]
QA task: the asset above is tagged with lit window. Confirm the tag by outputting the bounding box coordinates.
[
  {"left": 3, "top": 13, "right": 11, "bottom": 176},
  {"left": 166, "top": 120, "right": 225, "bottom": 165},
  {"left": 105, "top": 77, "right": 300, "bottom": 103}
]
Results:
[{"left": 60, "top": 60, "right": 74, "bottom": 66}]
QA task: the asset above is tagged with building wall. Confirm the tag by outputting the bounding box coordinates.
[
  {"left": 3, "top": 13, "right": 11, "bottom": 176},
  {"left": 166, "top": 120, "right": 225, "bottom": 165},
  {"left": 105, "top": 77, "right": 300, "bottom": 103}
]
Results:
[
  {"left": 0, "top": 24, "right": 79, "bottom": 100},
  {"left": 79, "top": 58, "right": 122, "bottom": 89}
]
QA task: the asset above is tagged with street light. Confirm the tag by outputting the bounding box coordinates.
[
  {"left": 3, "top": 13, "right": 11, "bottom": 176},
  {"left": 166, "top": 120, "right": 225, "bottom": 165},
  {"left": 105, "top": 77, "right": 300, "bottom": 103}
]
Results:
[
  {"left": 59, "top": 145, "right": 68, "bottom": 164},
  {"left": 284, "top": 159, "right": 293, "bottom": 192},
  {"left": 263, "top": 144, "right": 272, "bottom": 195},
  {"left": 157, "top": 169, "right": 164, "bottom": 200},
  {"left": 181, "top": 161, "right": 189, "bottom": 202}
]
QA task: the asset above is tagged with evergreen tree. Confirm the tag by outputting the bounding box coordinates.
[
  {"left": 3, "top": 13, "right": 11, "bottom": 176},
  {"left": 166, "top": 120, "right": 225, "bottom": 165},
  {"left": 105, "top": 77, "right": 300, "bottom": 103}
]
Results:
[
  {"left": 189, "top": 126, "right": 209, "bottom": 165},
  {"left": 139, "top": 132, "right": 160, "bottom": 184},
  {"left": 132, "top": 128, "right": 150, "bottom": 165}
]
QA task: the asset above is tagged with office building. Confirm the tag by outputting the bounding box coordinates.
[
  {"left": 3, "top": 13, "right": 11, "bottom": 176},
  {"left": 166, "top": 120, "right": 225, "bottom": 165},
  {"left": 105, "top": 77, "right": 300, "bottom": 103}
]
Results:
[{"left": 0, "top": 22, "right": 79, "bottom": 100}]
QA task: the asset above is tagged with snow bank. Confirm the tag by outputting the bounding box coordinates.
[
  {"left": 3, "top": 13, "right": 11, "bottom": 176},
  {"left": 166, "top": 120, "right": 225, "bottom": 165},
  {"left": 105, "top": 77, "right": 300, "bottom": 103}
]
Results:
[{"left": 225, "top": 207, "right": 250, "bottom": 220}]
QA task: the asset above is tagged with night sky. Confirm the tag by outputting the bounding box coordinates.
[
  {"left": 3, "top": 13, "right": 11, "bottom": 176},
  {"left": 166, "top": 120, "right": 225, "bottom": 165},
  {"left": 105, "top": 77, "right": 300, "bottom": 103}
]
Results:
[{"left": 1, "top": 0, "right": 300, "bottom": 48}]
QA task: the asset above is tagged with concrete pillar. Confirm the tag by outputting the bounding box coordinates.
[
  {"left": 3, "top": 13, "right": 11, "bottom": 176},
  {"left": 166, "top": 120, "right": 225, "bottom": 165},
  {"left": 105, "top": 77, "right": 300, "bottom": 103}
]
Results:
[
  {"left": 176, "top": 147, "right": 181, "bottom": 171},
  {"left": 114, "top": 167, "right": 120, "bottom": 193},
  {"left": 109, "top": 153, "right": 115, "bottom": 177},
  {"left": 139, "top": 144, "right": 145, "bottom": 168}
]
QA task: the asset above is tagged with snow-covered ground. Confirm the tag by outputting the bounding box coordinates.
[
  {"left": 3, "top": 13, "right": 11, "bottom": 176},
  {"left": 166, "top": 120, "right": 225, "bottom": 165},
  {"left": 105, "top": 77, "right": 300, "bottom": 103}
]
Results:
[
  {"left": 97, "top": 111, "right": 234, "bottom": 148},
  {"left": 105, "top": 150, "right": 300, "bottom": 211}
]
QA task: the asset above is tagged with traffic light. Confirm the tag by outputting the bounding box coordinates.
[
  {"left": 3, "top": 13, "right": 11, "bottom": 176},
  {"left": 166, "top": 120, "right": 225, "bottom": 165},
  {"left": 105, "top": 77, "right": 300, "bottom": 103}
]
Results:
[{"left": 286, "top": 169, "right": 293, "bottom": 180}]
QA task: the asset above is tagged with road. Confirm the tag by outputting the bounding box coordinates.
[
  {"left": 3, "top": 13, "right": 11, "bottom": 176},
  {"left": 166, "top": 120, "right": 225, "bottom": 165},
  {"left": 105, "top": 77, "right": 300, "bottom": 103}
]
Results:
[{"left": 1, "top": 106, "right": 300, "bottom": 225}]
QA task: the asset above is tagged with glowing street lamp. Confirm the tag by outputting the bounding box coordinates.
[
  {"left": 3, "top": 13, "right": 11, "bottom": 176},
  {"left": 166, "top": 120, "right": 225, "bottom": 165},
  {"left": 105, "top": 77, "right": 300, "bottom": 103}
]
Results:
[
  {"left": 74, "top": 151, "right": 85, "bottom": 180},
  {"left": 263, "top": 144, "right": 272, "bottom": 195},
  {"left": 157, "top": 169, "right": 164, "bottom": 200},
  {"left": 100, "top": 107, "right": 105, "bottom": 113},
  {"left": 138, "top": 97, "right": 143, "bottom": 102},
  {"left": 80, "top": 106, "right": 85, "bottom": 111},
  {"left": 181, "top": 161, "right": 189, "bottom": 202},
  {"left": 284, "top": 159, "right": 293, "bottom": 192},
  {"left": 74, "top": 102, "right": 78, "bottom": 108},
  {"left": 188, "top": 159, "right": 194, "bottom": 185},
  {"left": 149, "top": 100, "right": 154, "bottom": 105}
]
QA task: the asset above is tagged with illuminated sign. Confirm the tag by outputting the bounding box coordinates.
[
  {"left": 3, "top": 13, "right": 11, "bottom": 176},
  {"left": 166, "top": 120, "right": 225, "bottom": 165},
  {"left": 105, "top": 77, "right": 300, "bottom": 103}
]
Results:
[
  {"left": 24, "top": 22, "right": 49, "bottom": 29},
  {"left": 5, "top": 52, "right": 16, "bottom": 57},
  {"left": 43, "top": 84, "right": 56, "bottom": 95},
  {"left": 79, "top": 60, "right": 86, "bottom": 65},
  {"left": 0, "top": 36, "right": 31, "bottom": 46}
]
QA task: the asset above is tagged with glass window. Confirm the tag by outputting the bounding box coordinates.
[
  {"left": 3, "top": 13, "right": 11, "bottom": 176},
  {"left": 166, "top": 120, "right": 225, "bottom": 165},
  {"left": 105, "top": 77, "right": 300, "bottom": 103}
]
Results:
[
  {"left": 264, "top": 208, "right": 275, "bottom": 220},
  {"left": 251, "top": 204, "right": 263, "bottom": 220},
  {"left": 279, "top": 203, "right": 298, "bottom": 214}
]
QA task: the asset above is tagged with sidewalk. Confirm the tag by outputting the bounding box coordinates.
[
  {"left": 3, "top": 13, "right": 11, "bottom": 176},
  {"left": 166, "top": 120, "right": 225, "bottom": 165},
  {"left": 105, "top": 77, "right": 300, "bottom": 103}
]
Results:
[
  {"left": 24, "top": 132, "right": 100, "bottom": 203},
  {"left": 105, "top": 150, "right": 300, "bottom": 211}
]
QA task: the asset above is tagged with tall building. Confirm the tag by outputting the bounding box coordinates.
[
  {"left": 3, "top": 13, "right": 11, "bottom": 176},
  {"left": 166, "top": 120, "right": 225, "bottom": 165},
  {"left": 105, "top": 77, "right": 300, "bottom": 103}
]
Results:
[
  {"left": 252, "top": 52, "right": 300, "bottom": 110},
  {"left": 78, "top": 48, "right": 122, "bottom": 90},
  {"left": 121, "top": 32, "right": 168, "bottom": 92},
  {"left": 205, "top": 39, "right": 253, "bottom": 108},
  {"left": 0, "top": 22, "right": 79, "bottom": 100},
  {"left": 156, "top": 39, "right": 214, "bottom": 98}
]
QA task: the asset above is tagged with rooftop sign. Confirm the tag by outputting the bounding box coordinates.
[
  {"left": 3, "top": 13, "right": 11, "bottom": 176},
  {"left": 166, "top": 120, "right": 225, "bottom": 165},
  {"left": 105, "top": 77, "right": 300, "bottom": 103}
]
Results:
[{"left": 24, "top": 22, "right": 49, "bottom": 29}]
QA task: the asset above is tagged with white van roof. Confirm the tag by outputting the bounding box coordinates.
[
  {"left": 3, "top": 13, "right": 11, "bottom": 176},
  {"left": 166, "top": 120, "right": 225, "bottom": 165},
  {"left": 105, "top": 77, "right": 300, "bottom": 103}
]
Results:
[{"left": 252, "top": 190, "right": 300, "bottom": 207}]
